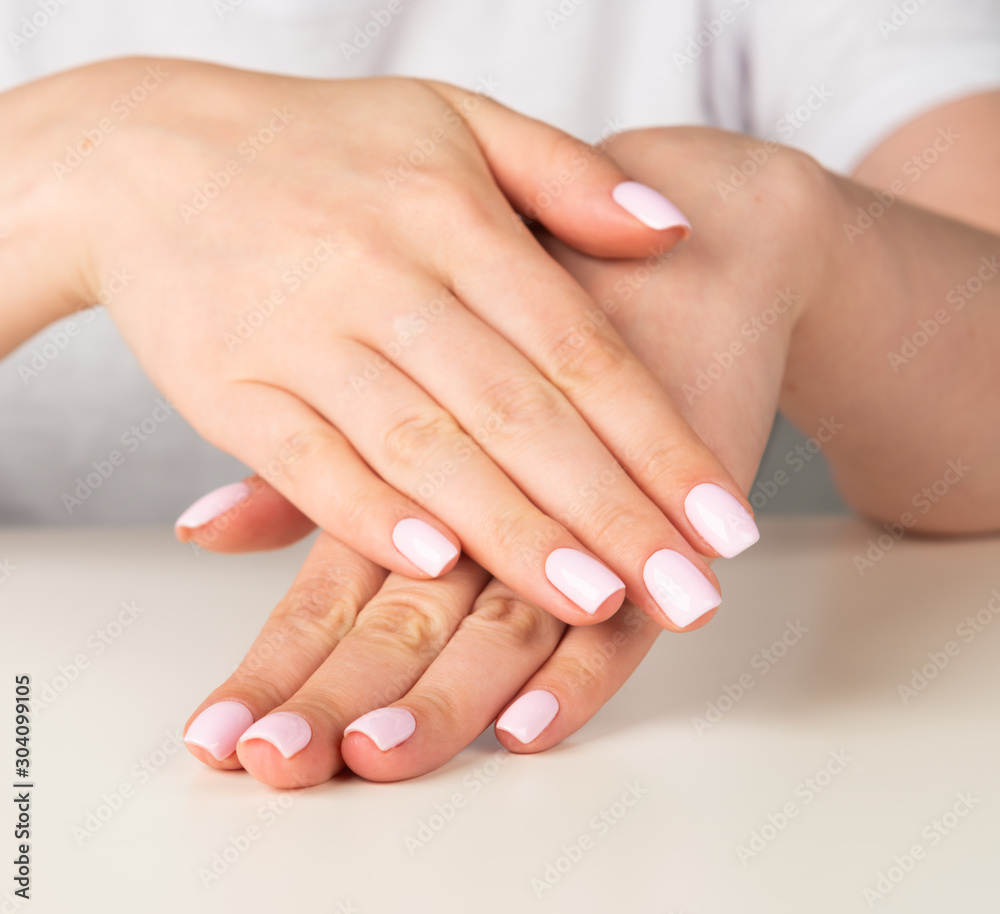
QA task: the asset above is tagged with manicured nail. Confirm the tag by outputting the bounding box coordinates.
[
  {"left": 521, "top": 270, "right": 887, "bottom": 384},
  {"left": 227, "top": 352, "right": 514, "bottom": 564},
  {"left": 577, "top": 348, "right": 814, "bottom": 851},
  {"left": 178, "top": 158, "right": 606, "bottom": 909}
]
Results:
[
  {"left": 497, "top": 690, "right": 559, "bottom": 744},
  {"left": 184, "top": 701, "right": 254, "bottom": 761},
  {"left": 175, "top": 481, "right": 251, "bottom": 531},
  {"left": 545, "top": 548, "right": 625, "bottom": 615},
  {"left": 612, "top": 181, "right": 692, "bottom": 233},
  {"left": 238, "top": 711, "right": 312, "bottom": 759},
  {"left": 643, "top": 549, "right": 722, "bottom": 628},
  {"left": 392, "top": 518, "right": 459, "bottom": 576},
  {"left": 685, "top": 483, "right": 760, "bottom": 558},
  {"left": 344, "top": 707, "right": 416, "bottom": 751}
]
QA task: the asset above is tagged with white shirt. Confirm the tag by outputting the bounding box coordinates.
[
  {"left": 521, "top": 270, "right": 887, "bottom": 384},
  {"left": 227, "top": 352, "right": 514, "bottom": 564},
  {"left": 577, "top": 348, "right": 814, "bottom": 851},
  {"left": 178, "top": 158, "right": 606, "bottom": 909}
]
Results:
[{"left": 2, "top": 0, "right": 999, "bottom": 523}]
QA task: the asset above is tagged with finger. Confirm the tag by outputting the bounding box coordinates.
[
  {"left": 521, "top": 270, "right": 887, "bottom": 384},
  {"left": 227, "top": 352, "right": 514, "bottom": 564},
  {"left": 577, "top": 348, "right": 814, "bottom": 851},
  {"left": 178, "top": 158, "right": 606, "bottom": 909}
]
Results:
[
  {"left": 287, "top": 335, "right": 627, "bottom": 626},
  {"left": 195, "top": 381, "right": 463, "bottom": 579},
  {"left": 174, "top": 475, "right": 316, "bottom": 553},
  {"left": 363, "top": 285, "right": 737, "bottom": 631},
  {"left": 182, "top": 533, "right": 386, "bottom": 769},
  {"left": 236, "top": 558, "right": 490, "bottom": 788},
  {"left": 494, "top": 601, "right": 662, "bottom": 753},
  {"left": 341, "top": 577, "right": 564, "bottom": 782},
  {"left": 438, "top": 207, "right": 762, "bottom": 574},
  {"left": 426, "top": 81, "right": 691, "bottom": 257}
]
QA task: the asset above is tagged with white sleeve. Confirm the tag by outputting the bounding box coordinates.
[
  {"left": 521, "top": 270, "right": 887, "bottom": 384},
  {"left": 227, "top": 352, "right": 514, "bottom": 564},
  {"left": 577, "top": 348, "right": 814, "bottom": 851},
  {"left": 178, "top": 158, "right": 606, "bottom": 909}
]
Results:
[{"left": 702, "top": 0, "right": 1000, "bottom": 174}]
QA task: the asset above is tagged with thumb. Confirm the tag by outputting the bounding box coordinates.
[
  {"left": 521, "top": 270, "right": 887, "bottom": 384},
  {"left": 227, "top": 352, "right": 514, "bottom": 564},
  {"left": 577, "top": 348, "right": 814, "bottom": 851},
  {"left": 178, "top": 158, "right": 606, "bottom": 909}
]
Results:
[
  {"left": 428, "top": 81, "right": 691, "bottom": 259},
  {"left": 174, "top": 475, "right": 316, "bottom": 553}
]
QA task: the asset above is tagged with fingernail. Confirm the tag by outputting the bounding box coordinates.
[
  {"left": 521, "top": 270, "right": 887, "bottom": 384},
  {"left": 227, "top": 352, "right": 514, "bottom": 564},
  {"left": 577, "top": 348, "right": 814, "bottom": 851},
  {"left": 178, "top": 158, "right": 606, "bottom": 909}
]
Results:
[
  {"left": 643, "top": 549, "right": 722, "bottom": 628},
  {"left": 175, "top": 481, "right": 251, "bottom": 531},
  {"left": 685, "top": 483, "right": 760, "bottom": 558},
  {"left": 545, "top": 548, "right": 625, "bottom": 615},
  {"left": 392, "top": 518, "right": 460, "bottom": 576},
  {"left": 184, "top": 701, "right": 254, "bottom": 761},
  {"left": 612, "top": 181, "right": 692, "bottom": 233},
  {"left": 344, "top": 707, "right": 416, "bottom": 751},
  {"left": 496, "top": 690, "right": 559, "bottom": 744},
  {"left": 238, "top": 711, "right": 312, "bottom": 759}
]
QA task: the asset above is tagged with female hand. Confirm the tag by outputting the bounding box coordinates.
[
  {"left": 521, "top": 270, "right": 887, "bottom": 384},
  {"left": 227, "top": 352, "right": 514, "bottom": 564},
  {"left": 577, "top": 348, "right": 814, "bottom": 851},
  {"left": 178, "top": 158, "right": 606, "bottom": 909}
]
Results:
[
  {"left": 2, "top": 58, "right": 755, "bottom": 631},
  {"left": 183, "top": 126, "right": 836, "bottom": 785}
]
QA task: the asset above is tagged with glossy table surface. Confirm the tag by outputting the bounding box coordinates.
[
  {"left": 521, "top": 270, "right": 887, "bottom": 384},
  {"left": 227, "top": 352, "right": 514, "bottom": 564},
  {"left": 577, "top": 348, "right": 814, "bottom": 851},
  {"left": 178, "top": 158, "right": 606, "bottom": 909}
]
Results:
[{"left": 1, "top": 517, "right": 998, "bottom": 913}]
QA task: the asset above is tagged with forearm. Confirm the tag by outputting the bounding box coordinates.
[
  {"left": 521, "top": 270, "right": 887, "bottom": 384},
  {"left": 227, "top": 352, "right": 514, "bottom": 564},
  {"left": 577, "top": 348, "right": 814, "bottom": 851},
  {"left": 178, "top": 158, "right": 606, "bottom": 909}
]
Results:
[{"left": 781, "top": 174, "right": 1000, "bottom": 533}]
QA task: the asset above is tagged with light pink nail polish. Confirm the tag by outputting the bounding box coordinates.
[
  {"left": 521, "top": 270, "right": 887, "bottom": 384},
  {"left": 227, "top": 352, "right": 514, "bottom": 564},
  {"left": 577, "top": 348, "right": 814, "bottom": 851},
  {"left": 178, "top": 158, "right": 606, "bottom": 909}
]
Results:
[
  {"left": 175, "top": 481, "right": 251, "bottom": 531},
  {"left": 643, "top": 549, "right": 722, "bottom": 628},
  {"left": 496, "top": 690, "right": 559, "bottom": 744},
  {"left": 685, "top": 483, "right": 760, "bottom": 558},
  {"left": 612, "top": 181, "right": 692, "bottom": 233},
  {"left": 184, "top": 701, "right": 254, "bottom": 761},
  {"left": 238, "top": 711, "right": 312, "bottom": 759},
  {"left": 545, "top": 548, "right": 625, "bottom": 615},
  {"left": 344, "top": 707, "right": 416, "bottom": 751},
  {"left": 392, "top": 518, "right": 459, "bottom": 576}
]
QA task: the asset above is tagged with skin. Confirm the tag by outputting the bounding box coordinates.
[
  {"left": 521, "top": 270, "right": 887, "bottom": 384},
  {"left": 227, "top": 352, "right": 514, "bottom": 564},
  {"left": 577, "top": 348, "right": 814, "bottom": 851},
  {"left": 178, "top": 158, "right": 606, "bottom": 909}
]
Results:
[
  {"left": 184, "top": 93, "right": 1000, "bottom": 786},
  {"left": 0, "top": 58, "right": 754, "bottom": 631}
]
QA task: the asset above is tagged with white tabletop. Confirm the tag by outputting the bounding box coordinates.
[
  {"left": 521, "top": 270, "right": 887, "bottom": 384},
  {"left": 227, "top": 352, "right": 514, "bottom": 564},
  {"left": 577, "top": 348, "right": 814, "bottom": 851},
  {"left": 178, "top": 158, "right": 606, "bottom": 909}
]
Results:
[{"left": 1, "top": 517, "right": 998, "bottom": 914}]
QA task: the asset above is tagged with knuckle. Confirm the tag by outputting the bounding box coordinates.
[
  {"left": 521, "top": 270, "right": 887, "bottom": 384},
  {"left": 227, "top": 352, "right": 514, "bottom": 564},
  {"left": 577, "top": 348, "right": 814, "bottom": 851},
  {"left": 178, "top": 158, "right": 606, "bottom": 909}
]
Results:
[
  {"left": 549, "top": 327, "right": 631, "bottom": 391},
  {"left": 582, "top": 498, "right": 651, "bottom": 551},
  {"left": 355, "top": 592, "right": 452, "bottom": 659},
  {"left": 261, "top": 428, "right": 329, "bottom": 484},
  {"left": 462, "top": 591, "right": 554, "bottom": 647},
  {"left": 274, "top": 574, "right": 358, "bottom": 639},
  {"left": 411, "top": 686, "right": 463, "bottom": 731},
  {"left": 475, "top": 372, "right": 565, "bottom": 442},
  {"left": 626, "top": 436, "right": 695, "bottom": 494},
  {"left": 379, "top": 405, "right": 461, "bottom": 467}
]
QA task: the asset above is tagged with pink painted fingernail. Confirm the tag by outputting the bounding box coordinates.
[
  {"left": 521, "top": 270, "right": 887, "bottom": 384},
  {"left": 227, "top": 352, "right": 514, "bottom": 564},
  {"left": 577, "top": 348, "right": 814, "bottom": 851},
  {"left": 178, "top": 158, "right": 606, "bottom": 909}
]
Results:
[
  {"left": 344, "top": 707, "right": 416, "bottom": 751},
  {"left": 175, "top": 481, "right": 251, "bottom": 531},
  {"left": 612, "top": 181, "right": 692, "bottom": 233},
  {"left": 496, "top": 690, "right": 559, "bottom": 744},
  {"left": 392, "top": 518, "right": 459, "bottom": 576},
  {"left": 643, "top": 549, "right": 722, "bottom": 628},
  {"left": 545, "top": 548, "right": 625, "bottom": 615},
  {"left": 184, "top": 701, "right": 254, "bottom": 761},
  {"left": 685, "top": 483, "right": 760, "bottom": 558},
  {"left": 238, "top": 711, "right": 312, "bottom": 759}
]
